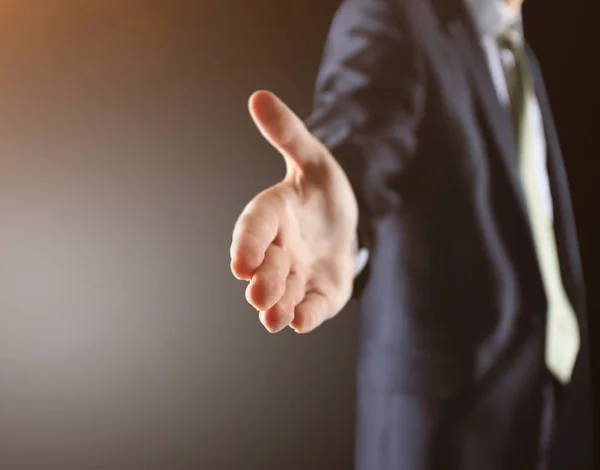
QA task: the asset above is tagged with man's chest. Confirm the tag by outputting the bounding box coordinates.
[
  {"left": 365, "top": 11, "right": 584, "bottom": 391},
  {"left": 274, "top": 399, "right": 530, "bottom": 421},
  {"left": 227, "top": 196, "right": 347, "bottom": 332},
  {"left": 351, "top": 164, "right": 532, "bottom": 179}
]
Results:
[{"left": 403, "top": 1, "right": 553, "bottom": 218}]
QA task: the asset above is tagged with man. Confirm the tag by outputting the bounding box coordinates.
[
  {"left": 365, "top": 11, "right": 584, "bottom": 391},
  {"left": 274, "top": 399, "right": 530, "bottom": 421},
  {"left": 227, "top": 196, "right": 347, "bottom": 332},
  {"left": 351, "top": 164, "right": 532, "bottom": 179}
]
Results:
[{"left": 230, "top": 0, "right": 593, "bottom": 468}]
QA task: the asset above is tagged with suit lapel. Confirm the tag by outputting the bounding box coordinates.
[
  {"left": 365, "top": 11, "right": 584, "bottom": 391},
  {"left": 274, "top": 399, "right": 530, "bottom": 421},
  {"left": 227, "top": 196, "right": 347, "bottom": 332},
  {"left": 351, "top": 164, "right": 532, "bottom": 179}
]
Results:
[{"left": 447, "top": 21, "right": 534, "bottom": 231}]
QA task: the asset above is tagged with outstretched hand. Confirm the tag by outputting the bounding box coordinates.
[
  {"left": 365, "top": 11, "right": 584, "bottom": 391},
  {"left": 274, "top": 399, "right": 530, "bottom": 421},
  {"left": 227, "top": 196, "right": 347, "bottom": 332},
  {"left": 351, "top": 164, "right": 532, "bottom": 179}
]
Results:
[{"left": 230, "top": 91, "right": 358, "bottom": 333}]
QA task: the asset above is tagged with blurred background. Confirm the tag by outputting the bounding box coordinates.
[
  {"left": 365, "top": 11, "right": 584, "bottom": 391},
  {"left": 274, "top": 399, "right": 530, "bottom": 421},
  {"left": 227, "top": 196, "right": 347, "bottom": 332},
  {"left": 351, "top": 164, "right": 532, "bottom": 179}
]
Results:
[{"left": 0, "top": 1, "right": 597, "bottom": 469}]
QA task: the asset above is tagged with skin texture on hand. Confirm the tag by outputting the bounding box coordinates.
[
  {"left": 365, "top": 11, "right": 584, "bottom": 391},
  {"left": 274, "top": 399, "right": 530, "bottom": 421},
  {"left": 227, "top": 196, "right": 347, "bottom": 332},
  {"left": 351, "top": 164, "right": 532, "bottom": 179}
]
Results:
[{"left": 230, "top": 91, "right": 358, "bottom": 334}]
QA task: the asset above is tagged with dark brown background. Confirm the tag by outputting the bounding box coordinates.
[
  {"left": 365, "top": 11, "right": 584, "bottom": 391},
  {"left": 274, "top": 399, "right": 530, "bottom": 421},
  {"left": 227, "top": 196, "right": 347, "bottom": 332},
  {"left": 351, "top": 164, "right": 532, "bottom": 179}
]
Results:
[{"left": 0, "top": 1, "right": 597, "bottom": 469}]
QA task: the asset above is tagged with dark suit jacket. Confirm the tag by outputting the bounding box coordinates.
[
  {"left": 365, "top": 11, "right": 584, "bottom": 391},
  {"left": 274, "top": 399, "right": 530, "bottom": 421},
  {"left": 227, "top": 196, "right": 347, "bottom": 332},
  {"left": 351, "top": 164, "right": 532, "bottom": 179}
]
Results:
[{"left": 305, "top": 0, "right": 592, "bottom": 468}]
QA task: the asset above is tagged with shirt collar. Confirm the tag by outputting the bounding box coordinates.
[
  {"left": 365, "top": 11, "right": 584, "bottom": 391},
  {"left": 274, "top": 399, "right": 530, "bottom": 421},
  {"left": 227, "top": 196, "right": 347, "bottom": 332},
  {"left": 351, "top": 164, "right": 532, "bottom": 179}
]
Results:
[{"left": 463, "top": 0, "right": 523, "bottom": 39}]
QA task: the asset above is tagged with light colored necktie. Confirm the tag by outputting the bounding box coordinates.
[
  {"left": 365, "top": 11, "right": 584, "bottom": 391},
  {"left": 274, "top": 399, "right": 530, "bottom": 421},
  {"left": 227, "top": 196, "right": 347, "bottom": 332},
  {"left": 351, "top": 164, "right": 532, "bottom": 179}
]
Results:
[{"left": 499, "top": 27, "right": 580, "bottom": 384}]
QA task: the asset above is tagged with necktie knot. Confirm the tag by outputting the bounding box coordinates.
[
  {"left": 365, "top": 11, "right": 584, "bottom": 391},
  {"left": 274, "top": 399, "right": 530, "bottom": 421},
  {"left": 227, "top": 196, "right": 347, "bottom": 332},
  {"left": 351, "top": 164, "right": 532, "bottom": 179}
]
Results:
[
  {"left": 497, "top": 23, "right": 527, "bottom": 135},
  {"left": 497, "top": 23, "right": 522, "bottom": 53}
]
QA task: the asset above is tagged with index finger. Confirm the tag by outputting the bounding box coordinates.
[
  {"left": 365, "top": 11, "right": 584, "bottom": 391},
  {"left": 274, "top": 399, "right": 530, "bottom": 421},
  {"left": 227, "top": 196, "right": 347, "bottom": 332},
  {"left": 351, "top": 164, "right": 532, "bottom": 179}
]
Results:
[{"left": 230, "top": 195, "right": 281, "bottom": 281}]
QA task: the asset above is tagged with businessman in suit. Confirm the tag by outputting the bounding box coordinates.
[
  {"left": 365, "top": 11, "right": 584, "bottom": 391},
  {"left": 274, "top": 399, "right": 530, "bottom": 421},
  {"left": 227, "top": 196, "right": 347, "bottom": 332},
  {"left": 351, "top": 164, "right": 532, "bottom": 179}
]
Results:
[{"left": 230, "top": 0, "right": 593, "bottom": 468}]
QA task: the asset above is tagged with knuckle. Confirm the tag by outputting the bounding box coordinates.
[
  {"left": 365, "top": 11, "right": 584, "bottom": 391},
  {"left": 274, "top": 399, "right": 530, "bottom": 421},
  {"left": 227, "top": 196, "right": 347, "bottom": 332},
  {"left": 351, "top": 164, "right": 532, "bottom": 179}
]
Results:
[
  {"left": 268, "top": 308, "right": 289, "bottom": 328},
  {"left": 253, "top": 275, "right": 285, "bottom": 306},
  {"left": 276, "top": 300, "right": 294, "bottom": 318},
  {"left": 270, "top": 277, "right": 287, "bottom": 300},
  {"left": 238, "top": 236, "right": 264, "bottom": 267}
]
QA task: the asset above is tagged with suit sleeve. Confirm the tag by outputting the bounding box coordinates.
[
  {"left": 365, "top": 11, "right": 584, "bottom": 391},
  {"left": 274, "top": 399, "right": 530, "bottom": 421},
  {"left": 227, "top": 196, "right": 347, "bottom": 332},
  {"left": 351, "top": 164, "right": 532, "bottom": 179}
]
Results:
[{"left": 304, "top": 0, "right": 427, "bottom": 298}]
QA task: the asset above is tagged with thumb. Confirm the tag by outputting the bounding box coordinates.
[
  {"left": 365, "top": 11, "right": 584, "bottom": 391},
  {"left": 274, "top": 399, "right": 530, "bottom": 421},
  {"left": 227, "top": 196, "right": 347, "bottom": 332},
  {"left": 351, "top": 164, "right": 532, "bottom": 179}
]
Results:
[{"left": 248, "top": 90, "right": 325, "bottom": 174}]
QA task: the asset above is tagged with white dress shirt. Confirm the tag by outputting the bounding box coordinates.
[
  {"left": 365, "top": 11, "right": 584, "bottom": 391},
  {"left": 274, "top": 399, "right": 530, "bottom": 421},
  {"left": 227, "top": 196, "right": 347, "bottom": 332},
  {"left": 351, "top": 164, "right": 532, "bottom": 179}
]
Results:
[{"left": 353, "top": 0, "right": 553, "bottom": 277}]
